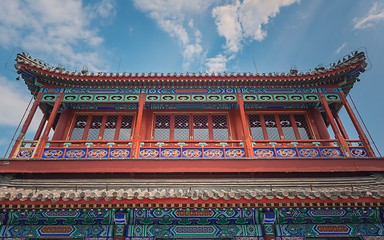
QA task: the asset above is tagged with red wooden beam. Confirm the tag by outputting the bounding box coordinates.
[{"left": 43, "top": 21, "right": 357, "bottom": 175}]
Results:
[
  {"left": 339, "top": 92, "right": 375, "bottom": 157},
  {"left": 9, "top": 92, "right": 42, "bottom": 158},
  {"left": 236, "top": 93, "right": 254, "bottom": 157},
  {"left": 319, "top": 93, "right": 350, "bottom": 157},
  {"left": 34, "top": 93, "right": 64, "bottom": 158},
  {"left": 131, "top": 93, "right": 146, "bottom": 158},
  {"left": 1, "top": 158, "right": 384, "bottom": 173}
]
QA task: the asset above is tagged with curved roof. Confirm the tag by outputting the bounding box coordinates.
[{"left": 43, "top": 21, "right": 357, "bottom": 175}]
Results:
[
  {"left": 14, "top": 52, "right": 367, "bottom": 96},
  {"left": 0, "top": 174, "right": 383, "bottom": 202}
]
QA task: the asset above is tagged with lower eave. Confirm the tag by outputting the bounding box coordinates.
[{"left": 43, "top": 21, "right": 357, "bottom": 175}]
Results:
[
  {"left": 0, "top": 197, "right": 383, "bottom": 210},
  {"left": 1, "top": 157, "right": 384, "bottom": 173}
]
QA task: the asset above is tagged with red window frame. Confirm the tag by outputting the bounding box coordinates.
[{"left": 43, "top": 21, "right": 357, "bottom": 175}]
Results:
[
  {"left": 152, "top": 113, "right": 232, "bottom": 140},
  {"left": 67, "top": 113, "right": 136, "bottom": 141},
  {"left": 247, "top": 111, "right": 314, "bottom": 140}
]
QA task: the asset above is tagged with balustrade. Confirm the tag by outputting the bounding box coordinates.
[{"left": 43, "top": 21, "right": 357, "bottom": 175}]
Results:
[{"left": 12, "top": 138, "right": 368, "bottom": 159}]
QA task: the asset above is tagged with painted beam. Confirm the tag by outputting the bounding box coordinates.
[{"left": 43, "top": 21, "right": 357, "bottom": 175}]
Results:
[{"left": 1, "top": 158, "right": 384, "bottom": 173}]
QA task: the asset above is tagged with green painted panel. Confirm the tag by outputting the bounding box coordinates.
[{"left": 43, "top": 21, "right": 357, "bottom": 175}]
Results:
[
  {"left": 41, "top": 94, "right": 57, "bottom": 102},
  {"left": 78, "top": 94, "right": 94, "bottom": 102},
  {"left": 63, "top": 94, "right": 78, "bottom": 102}
]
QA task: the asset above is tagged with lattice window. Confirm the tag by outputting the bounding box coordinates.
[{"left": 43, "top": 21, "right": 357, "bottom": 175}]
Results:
[
  {"left": 70, "top": 115, "right": 87, "bottom": 140},
  {"left": 87, "top": 115, "right": 103, "bottom": 140},
  {"left": 193, "top": 115, "right": 209, "bottom": 140},
  {"left": 279, "top": 114, "right": 295, "bottom": 140},
  {"left": 249, "top": 115, "right": 264, "bottom": 140},
  {"left": 264, "top": 114, "right": 280, "bottom": 140},
  {"left": 212, "top": 115, "right": 228, "bottom": 140},
  {"left": 154, "top": 115, "right": 171, "bottom": 140},
  {"left": 103, "top": 115, "right": 118, "bottom": 140},
  {"left": 294, "top": 114, "right": 311, "bottom": 140},
  {"left": 119, "top": 115, "right": 133, "bottom": 140},
  {"left": 174, "top": 115, "right": 189, "bottom": 140}
]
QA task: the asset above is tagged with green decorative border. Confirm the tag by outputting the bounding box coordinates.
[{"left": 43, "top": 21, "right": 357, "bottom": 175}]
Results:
[{"left": 41, "top": 94, "right": 57, "bottom": 102}]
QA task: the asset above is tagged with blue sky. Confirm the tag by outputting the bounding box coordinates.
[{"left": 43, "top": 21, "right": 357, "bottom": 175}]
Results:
[{"left": 0, "top": 0, "right": 383, "bottom": 157}]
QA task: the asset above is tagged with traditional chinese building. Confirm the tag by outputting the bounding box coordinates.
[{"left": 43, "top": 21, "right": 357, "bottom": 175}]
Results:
[{"left": 0, "top": 51, "right": 383, "bottom": 239}]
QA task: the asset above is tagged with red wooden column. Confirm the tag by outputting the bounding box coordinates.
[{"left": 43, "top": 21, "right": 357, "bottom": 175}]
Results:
[
  {"left": 319, "top": 93, "right": 350, "bottom": 157},
  {"left": 34, "top": 93, "right": 64, "bottom": 158},
  {"left": 333, "top": 112, "right": 349, "bottom": 139},
  {"left": 236, "top": 93, "right": 254, "bottom": 157},
  {"left": 131, "top": 93, "right": 146, "bottom": 158},
  {"left": 33, "top": 113, "right": 48, "bottom": 140},
  {"left": 9, "top": 92, "right": 43, "bottom": 158},
  {"left": 339, "top": 92, "right": 375, "bottom": 157}
]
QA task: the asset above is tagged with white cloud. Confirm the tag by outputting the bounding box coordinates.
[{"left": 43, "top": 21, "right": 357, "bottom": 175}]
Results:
[
  {"left": 205, "top": 54, "right": 229, "bottom": 73},
  {"left": 354, "top": 2, "right": 384, "bottom": 30},
  {"left": 133, "top": 0, "right": 209, "bottom": 70},
  {"left": 0, "top": 0, "right": 115, "bottom": 71},
  {"left": 212, "top": 0, "right": 299, "bottom": 54},
  {"left": 335, "top": 42, "right": 347, "bottom": 55},
  {"left": 0, "top": 76, "right": 42, "bottom": 130}
]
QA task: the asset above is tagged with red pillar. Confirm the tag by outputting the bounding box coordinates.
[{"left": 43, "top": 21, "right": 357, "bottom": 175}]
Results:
[
  {"left": 34, "top": 93, "right": 64, "bottom": 158},
  {"left": 9, "top": 92, "right": 43, "bottom": 158},
  {"left": 333, "top": 112, "right": 349, "bottom": 139},
  {"left": 339, "top": 92, "right": 375, "bottom": 157},
  {"left": 131, "top": 93, "right": 146, "bottom": 158},
  {"left": 319, "top": 93, "right": 350, "bottom": 157},
  {"left": 33, "top": 113, "right": 47, "bottom": 140},
  {"left": 236, "top": 93, "right": 254, "bottom": 158}
]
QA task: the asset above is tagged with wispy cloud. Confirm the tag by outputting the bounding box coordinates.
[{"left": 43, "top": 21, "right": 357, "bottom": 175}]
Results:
[
  {"left": 206, "top": 0, "right": 298, "bottom": 72},
  {"left": 353, "top": 2, "right": 384, "bottom": 30},
  {"left": 0, "top": 76, "right": 42, "bottom": 129},
  {"left": 133, "top": 0, "right": 209, "bottom": 70},
  {"left": 133, "top": 0, "right": 298, "bottom": 73},
  {"left": 212, "top": 0, "right": 299, "bottom": 54},
  {"left": 0, "top": 0, "right": 115, "bottom": 71},
  {"left": 205, "top": 54, "right": 228, "bottom": 73},
  {"left": 335, "top": 42, "right": 347, "bottom": 55}
]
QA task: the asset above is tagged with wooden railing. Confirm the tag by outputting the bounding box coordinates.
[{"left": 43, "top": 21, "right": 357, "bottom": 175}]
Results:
[{"left": 12, "top": 138, "right": 369, "bottom": 159}]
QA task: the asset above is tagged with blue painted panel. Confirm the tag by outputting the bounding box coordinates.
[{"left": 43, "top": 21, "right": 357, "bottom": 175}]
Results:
[
  {"left": 110, "top": 148, "right": 131, "bottom": 158},
  {"left": 42, "top": 148, "right": 65, "bottom": 159}
]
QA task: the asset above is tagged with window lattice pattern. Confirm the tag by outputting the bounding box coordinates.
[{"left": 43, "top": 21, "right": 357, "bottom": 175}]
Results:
[
  {"left": 248, "top": 113, "right": 312, "bottom": 140},
  {"left": 249, "top": 115, "right": 264, "bottom": 140},
  {"left": 154, "top": 115, "right": 171, "bottom": 140},
  {"left": 103, "top": 115, "right": 118, "bottom": 140},
  {"left": 174, "top": 115, "right": 189, "bottom": 140},
  {"left": 87, "top": 116, "right": 103, "bottom": 140},
  {"left": 212, "top": 115, "right": 228, "bottom": 140},
  {"left": 279, "top": 114, "right": 295, "bottom": 140},
  {"left": 154, "top": 114, "right": 230, "bottom": 141},
  {"left": 294, "top": 114, "right": 311, "bottom": 140},
  {"left": 70, "top": 115, "right": 87, "bottom": 140},
  {"left": 70, "top": 114, "right": 134, "bottom": 141},
  {"left": 119, "top": 116, "right": 133, "bottom": 140},
  {"left": 264, "top": 114, "right": 280, "bottom": 140},
  {"left": 193, "top": 115, "right": 209, "bottom": 140}
]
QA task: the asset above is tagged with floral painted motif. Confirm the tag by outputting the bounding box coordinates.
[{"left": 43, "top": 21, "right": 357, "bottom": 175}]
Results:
[
  {"left": 17, "top": 149, "right": 34, "bottom": 158},
  {"left": 87, "top": 149, "right": 108, "bottom": 158},
  {"left": 42, "top": 149, "right": 64, "bottom": 158},
  {"left": 276, "top": 149, "right": 297, "bottom": 157},
  {"left": 298, "top": 148, "right": 319, "bottom": 157},
  {"left": 350, "top": 148, "right": 367, "bottom": 157},
  {"left": 254, "top": 149, "right": 274, "bottom": 158},
  {"left": 161, "top": 149, "right": 181, "bottom": 158},
  {"left": 110, "top": 149, "right": 130, "bottom": 158},
  {"left": 182, "top": 149, "right": 202, "bottom": 158},
  {"left": 204, "top": 149, "right": 224, "bottom": 158},
  {"left": 65, "top": 149, "right": 86, "bottom": 158},
  {"left": 140, "top": 149, "right": 159, "bottom": 158},
  {"left": 225, "top": 149, "right": 245, "bottom": 158},
  {"left": 320, "top": 148, "right": 342, "bottom": 157}
]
